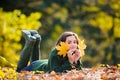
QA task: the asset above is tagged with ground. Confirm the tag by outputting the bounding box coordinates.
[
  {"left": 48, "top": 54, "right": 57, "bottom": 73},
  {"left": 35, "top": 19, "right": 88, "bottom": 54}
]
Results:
[{"left": 1, "top": 66, "right": 120, "bottom": 80}]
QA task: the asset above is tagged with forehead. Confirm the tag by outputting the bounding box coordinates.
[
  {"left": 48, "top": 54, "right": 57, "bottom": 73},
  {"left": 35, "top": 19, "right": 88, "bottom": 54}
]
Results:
[{"left": 66, "top": 36, "right": 76, "bottom": 41}]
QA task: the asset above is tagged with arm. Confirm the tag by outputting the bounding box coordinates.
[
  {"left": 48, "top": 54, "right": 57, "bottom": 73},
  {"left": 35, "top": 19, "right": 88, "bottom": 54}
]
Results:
[
  {"left": 75, "top": 60, "right": 83, "bottom": 70},
  {"left": 51, "top": 56, "right": 72, "bottom": 72},
  {"left": 67, "top": 49, "right": 83, "bottom": 69},
  {"left": 48, "top": 49, "right": 72, "bottom": 72},
  {"left": 50, "top": 56, "right": 83, "bottom": 72},
  {"left": 48, "top": 49, "right": 83, "bottom": 72}
]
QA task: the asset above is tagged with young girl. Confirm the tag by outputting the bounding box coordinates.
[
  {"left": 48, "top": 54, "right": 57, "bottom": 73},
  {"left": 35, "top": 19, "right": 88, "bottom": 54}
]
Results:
[{"left": 16, "top": 30, "right": 86, "bottom": 72}]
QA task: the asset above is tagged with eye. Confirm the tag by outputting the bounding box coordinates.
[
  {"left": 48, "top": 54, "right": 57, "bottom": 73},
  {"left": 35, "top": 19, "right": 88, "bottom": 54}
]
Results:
[
  {"left": 74, "top": 40, "right": 77, "bottom": 44},
  {"left": 67, "top": 41, "right": 71, "bottom": 44}
]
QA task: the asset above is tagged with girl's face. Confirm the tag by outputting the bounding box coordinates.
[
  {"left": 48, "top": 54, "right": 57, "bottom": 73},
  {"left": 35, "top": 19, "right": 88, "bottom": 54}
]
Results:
[{"left": 65, "top": 36, "right": 78, "bottom": 50}]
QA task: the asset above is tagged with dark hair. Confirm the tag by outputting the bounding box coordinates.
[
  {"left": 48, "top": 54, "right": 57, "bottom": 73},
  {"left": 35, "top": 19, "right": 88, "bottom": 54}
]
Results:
[{"left": 55, "top": 31, "right": 80, "bottom": 46}]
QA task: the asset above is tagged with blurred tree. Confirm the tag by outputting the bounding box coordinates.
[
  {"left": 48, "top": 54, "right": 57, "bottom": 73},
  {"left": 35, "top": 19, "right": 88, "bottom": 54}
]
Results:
[
  {"left": 0, "top": 8, "right": 42, "bottom": 66},
  {"left": 83, "top": 0, "right": 120, "bottom": 66}
]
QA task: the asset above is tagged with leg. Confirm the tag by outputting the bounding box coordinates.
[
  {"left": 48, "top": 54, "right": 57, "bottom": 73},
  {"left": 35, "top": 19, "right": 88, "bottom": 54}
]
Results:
[
  {"left": 29, "top": 30, "right": 41, "bottom": 63},
  {"left": 16, "top": 30, "right": 36, "bottom": 72}
]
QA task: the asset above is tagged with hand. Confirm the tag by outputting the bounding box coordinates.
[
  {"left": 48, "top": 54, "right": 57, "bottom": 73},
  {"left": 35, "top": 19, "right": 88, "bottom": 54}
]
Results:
[
  {"left": 73, "top": 49, "right": 81, "bottom": 63},
  {"left": 67, "top": 49, "right": 76, "bottom": 64}
]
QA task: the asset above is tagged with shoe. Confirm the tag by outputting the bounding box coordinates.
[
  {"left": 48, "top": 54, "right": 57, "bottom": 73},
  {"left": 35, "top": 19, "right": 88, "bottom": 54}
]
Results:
[
  {"left": 29, "top": 30, "right": 41, "bottom": 41},
  {"left": 22, "top": 30, "right": 36, "bottom": 44}
]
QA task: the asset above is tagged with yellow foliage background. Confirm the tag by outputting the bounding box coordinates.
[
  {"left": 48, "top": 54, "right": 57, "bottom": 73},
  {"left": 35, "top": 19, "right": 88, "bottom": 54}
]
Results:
[{"left": 0, "top": 8, "right": 42, "bottom": 66}]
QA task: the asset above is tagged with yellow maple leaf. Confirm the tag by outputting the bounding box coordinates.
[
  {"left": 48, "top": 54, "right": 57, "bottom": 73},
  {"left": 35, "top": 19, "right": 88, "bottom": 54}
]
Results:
[
  {"left": 78, "top": 40, "right": 86, "bottom": 57},
  {"left": 56, "top": 42, "right": 69, "bottom": 57}
]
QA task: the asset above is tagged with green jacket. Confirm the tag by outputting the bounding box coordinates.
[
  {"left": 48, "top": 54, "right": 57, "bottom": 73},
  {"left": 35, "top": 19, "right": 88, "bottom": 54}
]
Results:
[{"left": 31, "top": 49, "right": 83, "bottom": 72}]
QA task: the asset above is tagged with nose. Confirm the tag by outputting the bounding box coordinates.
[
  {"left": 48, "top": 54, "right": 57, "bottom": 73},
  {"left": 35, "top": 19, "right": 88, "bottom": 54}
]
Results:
[{"left": 69, "top": 43, "right": 76, "bottom": 49}]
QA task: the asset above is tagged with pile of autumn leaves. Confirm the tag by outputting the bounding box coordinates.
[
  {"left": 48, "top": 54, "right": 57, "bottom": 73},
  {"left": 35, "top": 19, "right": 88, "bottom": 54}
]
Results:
[{"left": 0, "top": 66, "right": 120, "bottom": 80}]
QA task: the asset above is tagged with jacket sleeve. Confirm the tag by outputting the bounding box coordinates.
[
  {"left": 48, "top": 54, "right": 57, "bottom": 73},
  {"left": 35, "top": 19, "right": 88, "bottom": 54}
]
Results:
[
  {"left": 75, "top": 60, "right": 83, "bottom": 70},
  {"left": 48, "top": 49, "right": 71, "bottom": 72},
  {"left": 49, "top": 54, "right": 72, "bottom": 72}
]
